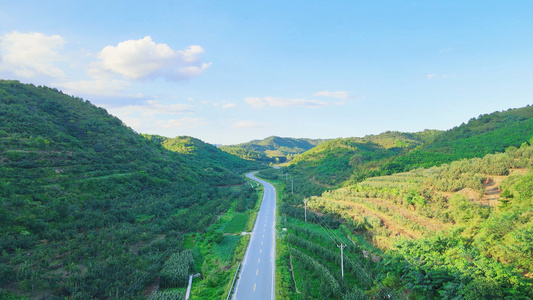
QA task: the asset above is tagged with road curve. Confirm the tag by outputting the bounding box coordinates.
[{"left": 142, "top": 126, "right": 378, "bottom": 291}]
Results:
[{"left": 232, "top": 172, "right": 276, "bottom": 300}]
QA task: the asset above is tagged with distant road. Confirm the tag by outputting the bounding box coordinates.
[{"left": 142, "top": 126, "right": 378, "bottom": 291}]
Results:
[{"left": 232, "top": 172, "right": 276, "bottom": 300}]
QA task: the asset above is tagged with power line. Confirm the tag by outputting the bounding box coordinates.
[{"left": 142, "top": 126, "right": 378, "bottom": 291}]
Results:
[{"left": 281, "top": 172, "right": 403, "bottom": 299}]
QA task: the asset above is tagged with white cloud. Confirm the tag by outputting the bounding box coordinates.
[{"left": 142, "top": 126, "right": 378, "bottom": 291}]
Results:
[
  {"left": 244, "top": 97, "right": 329, "bottom": 108},
  {"left": 0, "top": 31, "right": 210, "bottom": 103},
  {"left": 97, "top": 36, "right": 210, "bottom": 81},
  {"left": 313, "top": 90, "right": 350, "bottom": 100},
  {"left": 232, "top": 120, "right": 263, "bottom": 128},
  {"left": 427, "top": 74, "right": 436, "bottom": 79},
  {"left": 0, "top": 31, "right": 66, "bottom": 78},
  {"left": 222, "top": 103, "right": 236, "bottom": 109}
]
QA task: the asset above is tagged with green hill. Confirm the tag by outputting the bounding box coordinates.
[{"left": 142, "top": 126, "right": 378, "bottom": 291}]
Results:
[
  {"left": 284, "top": 106, "right": 533, "bottom": 193},
  {"left": 286, "top": 131, "right": 435, "bottom": 189},
  {"left": 142, "top": 134, "right": 263, "bottom": 174},
  {"left": 219, "top": 136, "right": 328, "bottom": 163},
  {"left": 383, "top": 106, "right": 533, "bottom": 172},
  {"left": 271, "top": 143, "right": 533, "bottom": 299},
  {"left": 0, "top": 80, "right": 256, "bottom": 298}
]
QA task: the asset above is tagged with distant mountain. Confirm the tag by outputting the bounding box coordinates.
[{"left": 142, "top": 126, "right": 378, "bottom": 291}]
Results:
[
  {"left": 0, "top": 80, "right": 256, "bottom": 298},
  {"left": 219, "top": 136, "right": 329, "bottom": 163}
]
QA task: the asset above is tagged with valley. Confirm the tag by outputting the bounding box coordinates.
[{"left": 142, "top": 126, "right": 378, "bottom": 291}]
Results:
[{"left": 1, "top": 80, "right": 532, "bottom": 299}]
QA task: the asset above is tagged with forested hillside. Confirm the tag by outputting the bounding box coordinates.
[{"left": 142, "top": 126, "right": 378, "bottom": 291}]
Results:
[
  {"left": 261, "top": 106, "right": 533, "bottom": 299},
  {"left": 0, "top": 80, "right": 257, "bottom": 298},
  {"left": 284, "top": 131, "right": 436, "bottom": 189},
  {"left": 383, "top": 106, "right": 533, "bottom": 173},
  {"left": 285, "top": 106, "right": 533, "bottom": 194},
  {"left": 266, "top": 143, "right": 533, "bottom": 299},
  {"left": 219, "top": 136, "right": 328, "bottom": 164},
  {"left": 142, "top": 134, "right": 262, "bottom": 174}
]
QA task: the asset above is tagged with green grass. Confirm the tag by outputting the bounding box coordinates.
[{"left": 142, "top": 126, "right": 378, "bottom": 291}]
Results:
[
  {"left": 219, "top": 213, "right": 249, "bottom": 233},
  {"left": 215, "top": 235, "right": 241, "bottom": 263}
]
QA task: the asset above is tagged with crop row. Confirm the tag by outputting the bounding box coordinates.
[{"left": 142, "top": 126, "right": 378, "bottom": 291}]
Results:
[
  {"left": 159, "top": 250, "right": 194, "bottom": 289},
  {"left": 148, "top": 289, "right": 185, "bottom": 300}
]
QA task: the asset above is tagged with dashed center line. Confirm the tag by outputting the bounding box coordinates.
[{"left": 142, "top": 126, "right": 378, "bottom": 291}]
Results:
[
  {"left": 258, "top": 258, "right": 261, "bottom": 263},
  {"left": 254, "top": 283, "right": 256, "bottom": 291},
  {"left": 256, "top": 269, "right": 259, "bottom": 275}
]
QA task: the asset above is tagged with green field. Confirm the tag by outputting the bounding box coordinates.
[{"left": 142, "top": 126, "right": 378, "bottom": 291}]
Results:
[{"left": 218, "top": 213, "right": 250, "bottom": 234}]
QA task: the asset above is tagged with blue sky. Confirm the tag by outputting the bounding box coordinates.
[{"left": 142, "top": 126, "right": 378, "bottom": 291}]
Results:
[{"left": 1, "top": 1, "right": 532, "bottom": 144}]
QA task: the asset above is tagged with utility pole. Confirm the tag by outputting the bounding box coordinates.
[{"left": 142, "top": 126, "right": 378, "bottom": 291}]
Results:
[
  {"left": 291, "top": 179, "right": 294, "bottom": 194},
  {"left": 303, "top": 199, "right": 308, "bottom": 222},
  {"left": 337, "top": 244, "right": 346, "bottom": 279}
]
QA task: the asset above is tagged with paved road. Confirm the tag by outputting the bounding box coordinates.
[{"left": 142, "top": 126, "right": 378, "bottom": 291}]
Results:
[{"left": 232, "top": 172, "right": 276, "bottom": 300}]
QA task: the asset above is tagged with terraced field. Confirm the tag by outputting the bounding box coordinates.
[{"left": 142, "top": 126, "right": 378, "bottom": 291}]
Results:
[{"left": 308, "top": 144, "right": 533, "bottom": 250}]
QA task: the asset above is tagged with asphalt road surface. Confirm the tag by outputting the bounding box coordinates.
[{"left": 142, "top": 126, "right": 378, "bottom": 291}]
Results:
[{"left": 232, "top": 172, "right": 276, "bottom": 300}]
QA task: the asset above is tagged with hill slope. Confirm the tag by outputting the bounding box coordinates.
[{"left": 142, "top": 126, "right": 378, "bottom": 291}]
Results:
[
  {"left": 266, "top": 141, "right": 533, "bottom": 299},
  {"left": 285, "top": 106, "right": 533, "bottom": 194},
  {"left": 143, "top": 134, "right": 263, "bottom": 174},
  {"left": 219, "top": 136, "right": 328, "bottom": 163},
  {"left": 286, "top": 131, "right": 436, "bottom": 189},
  {"left": 304, "top": 144, "right": 533, "bottom": 299},
  {"left": 383, "top": 106, "right": 533, "bottom": 172},
  {"left": 0, "top": 80, "right": 255, "bottom": 298}
]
